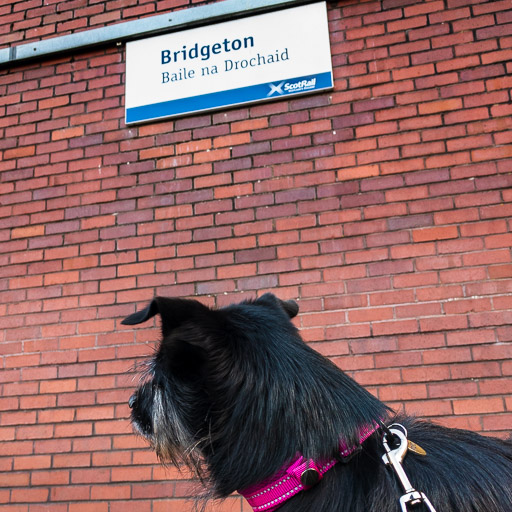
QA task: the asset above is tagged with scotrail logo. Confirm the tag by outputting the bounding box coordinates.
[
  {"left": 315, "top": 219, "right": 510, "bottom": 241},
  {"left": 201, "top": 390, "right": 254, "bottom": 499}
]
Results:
[
  {"left": 267, "top": 81, "right": 285, "bottom": 96},
  {"left": 267, "top": 77, "right": 317, "bottom": 96}
]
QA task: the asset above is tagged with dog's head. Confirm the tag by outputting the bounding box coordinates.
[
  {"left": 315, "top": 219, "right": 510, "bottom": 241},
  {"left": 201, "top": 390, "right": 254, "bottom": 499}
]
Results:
[
  {"left": 122, "top": 293, "right": 387, "bottom": 496},
  {"left": 122, "top": 294, "right": 299, "bottom": 475}
]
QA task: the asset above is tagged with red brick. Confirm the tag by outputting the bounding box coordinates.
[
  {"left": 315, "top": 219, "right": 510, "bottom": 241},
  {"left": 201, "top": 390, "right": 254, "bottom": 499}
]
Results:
[
  {"left": 375, "top": 105, "right": 418, "bottom": 122},
  {"left": 402, "top": 365, "right": 451, "bottom": 383},
  {"left": 483, "top": 414, "right": 512, "bottom": 433},
  {"left": 353, "top": 368, "right": 402, "bottom": 386},
  {"left": 52, "top": 126, "right": 84, "bottom": 141},
  {"left": 70, "top": 504, "right": 109, "bottom": 512},
  {"left": 380, "top": 383, "right": 428, "bottom": 401},
  {"left": 388, "top": 14, "right": 428, "bottom": 33},
  {"left": 324, "top": 323, "right": 371, "bottom": 344},
  {"left": 347, "top": 304, "right": 394, "bottom": 324},
  {"left": 349, "top": 71, "right": 392, "bottom": 91},
  {"left": 418, "top": 98, "right": 462, "bottom": 114},
  {"left": 11, "top": 488, "right": 50, "bottom": 503},
  {"left": 291, "top": 119, "right": 331, "bottom": 136},
  {"left": 426, "top": 151, "right": 472, "bottom": 169},
  {"left": 11, "top": 225, "right": 45, "bottom": 239},
  {"left": 90, "top": 484, "right": 131, "bottom": 500},
  {"left": 403, "top": 399, "right": 453, "bottom": 417},
  {"left": 397, "top": 302, "right": 443, "bottom": 320},
  {"left": 413, "top": 226, "right": 459, "bottom": 242},
  {"left": 453, "top": 398, "right": 505, "bottom": 415},
  {"left": 423, "top": 346, "right": 473, "bottom": 366},
  {"left": 373, "top": 319, "right": 419, "bottom": 336},
  {"left": 441, "top": 80, "right": 486, "bottom": 99},
  {"left": 429, "top": 380, "right": 479, "bottom": 400},
  {"left": 392, "top": 63, "right": 435, "bottom": 81}
]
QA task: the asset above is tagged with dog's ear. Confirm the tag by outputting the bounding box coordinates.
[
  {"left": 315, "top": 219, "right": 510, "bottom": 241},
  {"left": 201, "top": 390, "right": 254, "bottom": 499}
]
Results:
[
  {"left": 257, "top": 293, "right": 299, "bottom": 318},
  {"left": 121, "top": 299, "right": 160, "bottom": 325},
  {"left": 281, "top": 299, "right": 299, "bottom": 318},
  {"left": 121, "top": 297, "right": 211, "bottom": 337}
]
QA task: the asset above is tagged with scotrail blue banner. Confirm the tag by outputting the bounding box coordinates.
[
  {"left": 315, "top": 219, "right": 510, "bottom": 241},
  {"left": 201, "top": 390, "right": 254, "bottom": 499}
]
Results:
[{"left": 126, "top": 72, "right": 333, "bottom": 124}]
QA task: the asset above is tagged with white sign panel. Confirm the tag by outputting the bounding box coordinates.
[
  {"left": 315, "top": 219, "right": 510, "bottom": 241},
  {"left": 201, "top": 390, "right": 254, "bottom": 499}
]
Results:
[{"left": 125, "top": 2, "right": 333, "bottom": 124}]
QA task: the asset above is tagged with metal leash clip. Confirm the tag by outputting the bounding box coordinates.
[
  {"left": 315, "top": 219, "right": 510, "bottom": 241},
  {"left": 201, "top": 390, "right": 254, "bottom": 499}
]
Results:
[{"left": 382, "top": 425, "right": 437, "bottom": 512}]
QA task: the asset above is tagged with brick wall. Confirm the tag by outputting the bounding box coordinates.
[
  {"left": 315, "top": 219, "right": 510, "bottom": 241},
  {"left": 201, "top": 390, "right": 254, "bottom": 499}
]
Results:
[
  {"left": 1, "top": 0, "right": 511, "bottom": 510},
  {"left": 0, "top": 0, "right": 195, "bottom": 47}
]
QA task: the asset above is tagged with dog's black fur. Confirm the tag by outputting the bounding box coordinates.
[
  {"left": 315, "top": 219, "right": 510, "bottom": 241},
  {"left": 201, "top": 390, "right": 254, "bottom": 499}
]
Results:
[{"left": 123, "top": 293, "right": 512, "bottom": 511}]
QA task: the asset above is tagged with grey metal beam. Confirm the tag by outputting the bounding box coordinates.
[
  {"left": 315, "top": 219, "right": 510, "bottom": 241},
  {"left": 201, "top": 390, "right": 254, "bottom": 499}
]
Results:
[{"left": 0, "top": 0, "right": 317, "bottom": 67}]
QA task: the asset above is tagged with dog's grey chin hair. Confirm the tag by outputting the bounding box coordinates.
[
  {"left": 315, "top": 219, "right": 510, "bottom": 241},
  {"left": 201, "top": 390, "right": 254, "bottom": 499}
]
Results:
[{"left": 151, "top": 387, "right": 205, "bottom": 476}]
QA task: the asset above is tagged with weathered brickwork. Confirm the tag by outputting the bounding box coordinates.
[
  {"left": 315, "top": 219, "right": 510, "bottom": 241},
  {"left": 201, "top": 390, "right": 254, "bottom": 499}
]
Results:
[{"left": 1, "top": 0, "right": 511, "bottom": 509}]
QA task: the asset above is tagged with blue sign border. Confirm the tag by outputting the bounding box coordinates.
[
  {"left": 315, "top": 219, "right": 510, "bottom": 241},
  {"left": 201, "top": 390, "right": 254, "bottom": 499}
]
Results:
[{"left": 125, "top": 71, "right": 333, "bottom": 125}]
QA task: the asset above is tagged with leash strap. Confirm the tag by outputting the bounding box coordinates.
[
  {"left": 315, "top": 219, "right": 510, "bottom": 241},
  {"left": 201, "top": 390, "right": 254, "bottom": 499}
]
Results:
[{"left": 239, "top": 424, "right": 379, "bottom": 512}]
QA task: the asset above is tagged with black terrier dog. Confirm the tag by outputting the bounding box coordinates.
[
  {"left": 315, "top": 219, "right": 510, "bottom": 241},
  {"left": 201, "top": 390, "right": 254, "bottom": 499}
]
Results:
[{"left": 122, "top": 294, "right": 512, "bottom": 511}]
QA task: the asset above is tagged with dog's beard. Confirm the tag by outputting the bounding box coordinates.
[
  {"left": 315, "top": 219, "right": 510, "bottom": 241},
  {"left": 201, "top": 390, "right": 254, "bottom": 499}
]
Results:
[
  {"left": 131, "top": 378, "right": 208, "bottom": 480},
  {"left": 152, "top": 386, "right": 195, "bottom": 465}
]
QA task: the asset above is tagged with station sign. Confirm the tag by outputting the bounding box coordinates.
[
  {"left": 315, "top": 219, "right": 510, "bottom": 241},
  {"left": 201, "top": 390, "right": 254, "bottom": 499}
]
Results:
[{"left": 125, "top": 2, "right": 333, "bottom": 124}]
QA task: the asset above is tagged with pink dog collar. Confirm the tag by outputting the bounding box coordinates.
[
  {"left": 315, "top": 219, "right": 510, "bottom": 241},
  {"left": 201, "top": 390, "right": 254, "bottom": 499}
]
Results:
[{"left": 239, "top": 424, "right": 379, "bottom": 512}]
